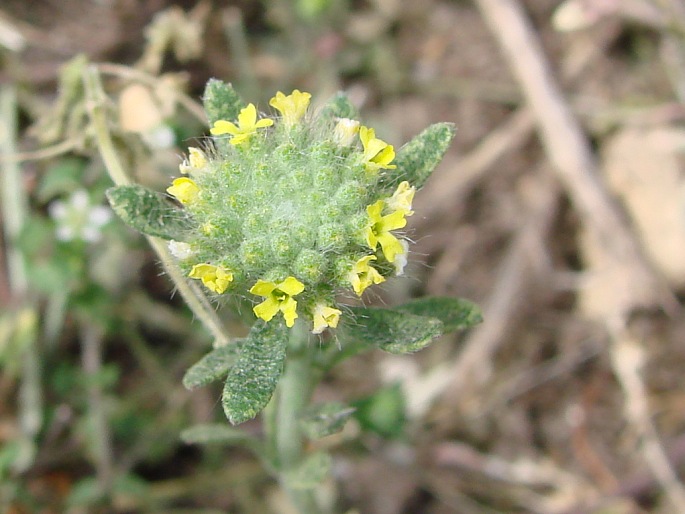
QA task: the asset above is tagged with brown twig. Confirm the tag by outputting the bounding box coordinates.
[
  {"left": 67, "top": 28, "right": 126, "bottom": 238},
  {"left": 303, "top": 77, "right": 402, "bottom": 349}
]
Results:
[
  {"left": 473, "top": 0, "right": 674, "bottom": 316},
  {"left": 441, "top": 171, "right": 560, "bottom": 401},
  {"left": 473, "top": 0, "right": 684, "bottom": 509}
]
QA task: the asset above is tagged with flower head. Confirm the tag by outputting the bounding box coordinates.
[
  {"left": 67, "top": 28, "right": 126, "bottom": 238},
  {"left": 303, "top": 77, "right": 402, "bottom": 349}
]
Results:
[
  {"left": 269, "top": 90, "right": 312, "bottom": 126},
  {"left": 189, "top": 263, "right": 234, "bottom": 294},
  {"left": 334, "top": 118, "right": 360, "bottom": 146},
  {"left": 312, "top": 303, "right": 342, "bottom": 334},
  {"left": 360, "top": 126, "right": 396, "bottom": 173},
  {"left": 210, "top": 103, "right": 273, "bottom": 145},
  {"left": 365, "top": 200, "right": 407, "bottom": 263},
  {"left": 250, "top": 276, "right": 305, "bottom": 327},
  {"left": 167, "top": 177, "right": 200, "bottom": 205},
  {"left": 349, "top": 255, "right": 385, "bottom": 296},
  {"left": 180, "top": 147, "right": 207, "bottom": 174},
  {"left": 386, "top": 181, "right": 415, "bottom": 216}
]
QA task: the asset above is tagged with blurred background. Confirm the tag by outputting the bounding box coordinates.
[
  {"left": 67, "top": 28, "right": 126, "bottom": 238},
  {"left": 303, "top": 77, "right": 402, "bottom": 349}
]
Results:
[{"left": 2, "top": 0, "right": 685, "bottom": 512}]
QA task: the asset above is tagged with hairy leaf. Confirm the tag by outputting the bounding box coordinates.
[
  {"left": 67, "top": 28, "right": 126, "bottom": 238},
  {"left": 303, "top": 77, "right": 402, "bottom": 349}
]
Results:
[
  {"left": 300, "top": 402, "right": 356, "bottom": 439},
  {"left": 395, "top": 297, "right": 482, "bottom": 333},
  {"left": 222, "top": 321, "right": 287, "bottom": 425},
  {"left": 203, "top": 79, "right": 244, "bottom": 126},
  {"left": 344, "top": 307, "right": 444, "bottom": 354},
  {"left": 319, "top": 92, "right": 357, "bottom": 120},
  {"left": 182, "top": 342, "right": 243, "bottom": 390},
  {"left": 389, "top": 122, "right": 456, "bottom": 189},
  {"left": 106, "top": 185, "right": 192, "bottom": 240}
]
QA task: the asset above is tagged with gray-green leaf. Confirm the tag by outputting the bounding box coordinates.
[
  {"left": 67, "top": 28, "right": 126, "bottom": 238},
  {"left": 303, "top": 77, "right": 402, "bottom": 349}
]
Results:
[
  {"left": 319, "top": 92, "right": 357, "bottom": 121},
  {"left": 222, "top": 321, "right": 287, "bottom": 425},
  {"left": 344, "top": 307, "right": 444, "bottom": 354},
  {"left": 394, "top": 297, "right": 482, "bottom": 333},
  {"left": 106, "top": 185, "right": 192, "bottom": 240},
  {"left": 203, "top": 79, "right": 244, "bottom": 126},
  {"left": 300, "top": 402, "right": 356, "bottom": 439},
  {"left": 183, "top": 342, "right": 243, "bottom": 390},
  {"left": 390, "top": 122, "right": 456, "bottom": 189},
  {"left": 284, "top": 452, "right": 332, "bottom": 490}
]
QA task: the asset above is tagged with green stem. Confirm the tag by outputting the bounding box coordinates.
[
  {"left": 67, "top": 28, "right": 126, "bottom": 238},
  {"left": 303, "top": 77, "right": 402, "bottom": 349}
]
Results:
[
  {"left": 1, "top": 85, "right": 42, "bottom": 451},
  {"left": 82, "top": 65, "right": 230, "bottom": 346},
  {"left": 274, "top": 322, "right": 319, "bottom": 514}
]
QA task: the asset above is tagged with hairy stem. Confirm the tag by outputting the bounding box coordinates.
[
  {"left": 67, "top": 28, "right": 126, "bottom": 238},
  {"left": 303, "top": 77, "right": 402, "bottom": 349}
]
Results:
[{"left": 275, "top": 322, "right": 319, "bottom": 514}]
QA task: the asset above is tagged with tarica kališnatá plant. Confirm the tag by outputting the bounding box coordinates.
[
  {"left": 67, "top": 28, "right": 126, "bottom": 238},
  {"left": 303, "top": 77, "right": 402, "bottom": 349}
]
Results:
[{"left": 105, "top": 80, "right": 481, "bottom": 513}]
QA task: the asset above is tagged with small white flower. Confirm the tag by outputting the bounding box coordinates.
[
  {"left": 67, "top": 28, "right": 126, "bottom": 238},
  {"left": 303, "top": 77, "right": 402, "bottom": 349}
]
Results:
[
  {"left": 49, "top": 190, "right": 113, "bottom": 243},
  {"left": 333, "top": 118, "right": 360, "bottom": 146},
  {"left": 394, "top": 240, "right": 409, "bottom": 276},
  {"left": 168, "top": 240, "right": 195, "bottom": 260}
]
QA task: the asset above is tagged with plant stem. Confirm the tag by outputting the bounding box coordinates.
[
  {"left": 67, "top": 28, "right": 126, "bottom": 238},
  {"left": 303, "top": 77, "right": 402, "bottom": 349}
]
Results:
[
  {"left": 0, "top": 85, "right": 42, "bottom": 457},
  {"left": 80, "top": 322, "right": 114, "bottom": 495},
  {"left": 82, "top": 65, "right": 230, "bottom": 346},
  {"left": 275, "top": 321, "right": 319, "bottom": 514}
]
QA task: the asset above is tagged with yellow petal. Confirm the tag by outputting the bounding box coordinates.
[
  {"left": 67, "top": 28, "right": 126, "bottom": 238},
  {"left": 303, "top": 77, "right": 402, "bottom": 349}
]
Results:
[
  {"left": 254, "top": 118, "right": 274, "bottom": 129},
  {"left": 312, "top": 304, "right": 342, "bottom": 334},
  {"left": 278, "top": 276, "right": 305, "bottom": 296},
  {"left": 167, "top": 177, "right": 199, "bottom": 205},
  {"left": 377, "top": 232, "right": 405, "bottom": 263},
  {"left": 280, "top": 296, "right": 299, "bottom": 327},
  {"left": 210, "top": 120, "right": 239, "bottom": 136},
  {"left": 250, "top": 279, "right": 278, "bottom": 297},
  {"left": 254, "top": 297, "right": 281, "bottom": 322},
  {"left": 387, "top": 181, "right": 415, "bottom": 215},
  {"left": 238, "top": 103, "right": 258, "bottom": 129}
]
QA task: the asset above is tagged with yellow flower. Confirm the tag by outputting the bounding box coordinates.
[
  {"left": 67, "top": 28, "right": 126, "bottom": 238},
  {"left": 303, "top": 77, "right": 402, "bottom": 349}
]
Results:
[
  {"left": 312, "top": 303, "right": 342, "bottom": 334},
  {"left": 386, "top": 181, "right": 415, "bottom": 216},
  {"left": 167, "top": 177, "right": 200, "bottom": 205},
  {"left": 269, "top": 90, "right": 312, "bottom": 126},
  {"left": 250, "top": 276, "right": 305, "bottom": 327},
  {"left": 210, "top": 103, "right": 274, "bottom": 145},
  {"left": 334, "top": 118, "right": 360, "bottom": 146},
  {"left": 365, "top": 200, "right": 407, "bottom": 263},
  {"left": 348, "top": 255, "right": 385, "bottom": 296},
  {"left": 359, "top": 126, "right": 396, "bottom": 173},
  {"left": 180, "top": 147, "right": 207, "bottom": 174},
  {"left": 189, "top": 263, "right": 233, "bottom": 294}
]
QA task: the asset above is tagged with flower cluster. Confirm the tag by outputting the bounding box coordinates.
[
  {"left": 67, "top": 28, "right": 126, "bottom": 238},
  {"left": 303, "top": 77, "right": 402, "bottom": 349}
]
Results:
[{"left": 166, "top": 90, "right": 416, "bottom": 333}]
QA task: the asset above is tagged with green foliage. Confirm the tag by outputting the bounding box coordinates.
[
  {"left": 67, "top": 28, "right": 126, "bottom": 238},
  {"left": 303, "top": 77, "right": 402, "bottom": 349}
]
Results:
[
  {"left": 344, "top": 306, "right": 444, "bottom": 354},
  {"left": 203, "top": 79, "right": 244, "bottom": 126},
  {"left": 353, "top": 383, "right": 406, "bottom": 439},
  {"left": 36, "top": 158, "right": 86, "bottom": 201},
  {"left": 183, "top": 341, "right": 243, "bottom": 390},
  {"left": 394, "top": 296, "right": 482, "bottom": 333},
  {"left": 106, "top": 185, "right": 192, "bottom": 240},
  {"left": 284, "top": 452, "right": 332, "bottom": 489},
  {"left": 390, "top": 122, "right": 456, "bottom": 189},
  {"left": 222, "top": 321, "right": 287, "bottom": 425},
  {"left": 181, "top": 423, "right": 260, "bottom": 449},
  {"left": 319, "top": 92, "right": 358, "bottom": 120},
  {"left": 300, "top": 402, "right": 356, "bottom": 439}
]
